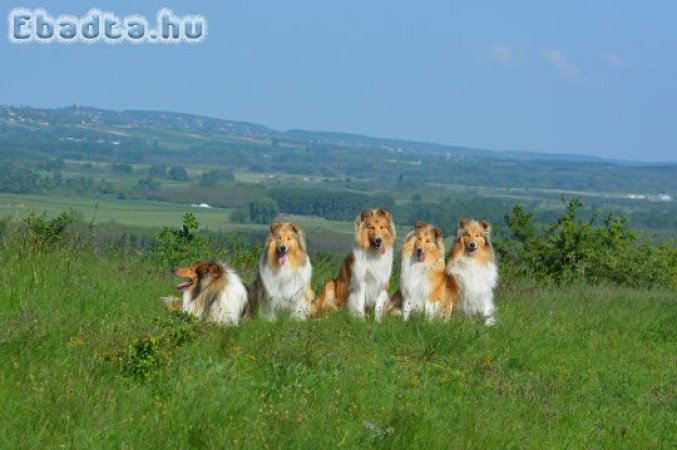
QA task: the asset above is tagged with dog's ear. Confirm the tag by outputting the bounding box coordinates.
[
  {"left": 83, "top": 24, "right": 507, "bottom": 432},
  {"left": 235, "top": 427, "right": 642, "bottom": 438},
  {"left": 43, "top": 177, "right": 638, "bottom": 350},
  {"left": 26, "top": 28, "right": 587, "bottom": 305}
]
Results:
[
  {"left": 459, "top": 218, "right": 471, "bottom": 229},
  {"left": 290, "top": 222, "right": 307, "bottom": 251},
  {"left": 207, "top": 262, "right": 224, "bottom": 275},
  {"left": 359, "top": 210, "right": 373, "bottom": 222},
  {"left": 432, "top": 226, "right": 444, "bottom": 241},
  {"left": 289, "top": 222, "right": 303, "bottom": 235},
  {"left": 479, "top": 220, "right": 492, "bottom": 233},
  {"left": 377, "top": 208, "right": 391, "bottom": 219},
  {"left": 415, "top": 220, "right": 428, "bottom": 229},
  {"left": 270, "top": 221, "right": 283, "bottom": 234}
]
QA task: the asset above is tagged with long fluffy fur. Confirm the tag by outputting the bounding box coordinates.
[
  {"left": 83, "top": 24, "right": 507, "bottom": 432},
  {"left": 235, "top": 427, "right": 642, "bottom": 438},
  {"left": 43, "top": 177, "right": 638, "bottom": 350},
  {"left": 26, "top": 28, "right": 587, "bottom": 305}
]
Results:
[
  {"left": 254, "top": 221, "right": 314, "bottom": 320},
  {"left": 171, "top": 261, "right": 249, "bottom": 326},
  {"left": 314, "top": 208, "right": 395, "bottom": 321},
  {"left": 446, "top": 219, "right": 499, "bottom": 326},
  {"left": 396, "top": 221, "right": 458, "bottom": 320}
]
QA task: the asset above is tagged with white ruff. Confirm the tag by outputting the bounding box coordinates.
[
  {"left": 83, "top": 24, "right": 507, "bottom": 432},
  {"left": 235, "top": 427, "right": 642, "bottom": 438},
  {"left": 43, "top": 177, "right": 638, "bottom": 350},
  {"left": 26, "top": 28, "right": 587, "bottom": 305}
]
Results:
[
  {"left": 258, "top": 252, "right": 312, "bottom": 320},
  {"left": 399, "top": 255, "right": 443, "bottom": 319},
  {"left": 447, "top": 256, "right": 498, "bottom": 317},
  {"left": 182, "top": 270, "right": 248, "bottom": 326},
  {"left": 348, "top": 246, "right": 393, "bottom": 320}
]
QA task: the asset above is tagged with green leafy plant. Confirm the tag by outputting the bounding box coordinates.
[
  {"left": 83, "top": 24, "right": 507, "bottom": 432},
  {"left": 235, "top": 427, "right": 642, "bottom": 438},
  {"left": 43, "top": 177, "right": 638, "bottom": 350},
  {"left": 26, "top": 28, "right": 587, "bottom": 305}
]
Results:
[
  {"left": 149, "top": 213, "right": 211, "bottom": 268},
  {"left": 21, "top": 211, "right": 74, "bottom": 248},
  {"left": 499, "top": 197, "right": 676, "bottom": 288}
]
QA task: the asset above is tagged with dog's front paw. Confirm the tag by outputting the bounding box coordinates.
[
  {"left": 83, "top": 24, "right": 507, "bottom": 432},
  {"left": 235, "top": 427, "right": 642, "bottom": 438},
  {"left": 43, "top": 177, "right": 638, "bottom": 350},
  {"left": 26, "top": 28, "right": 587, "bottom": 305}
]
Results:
[{"left": 484, "top": 315, "right": 497, "bottom": 327}]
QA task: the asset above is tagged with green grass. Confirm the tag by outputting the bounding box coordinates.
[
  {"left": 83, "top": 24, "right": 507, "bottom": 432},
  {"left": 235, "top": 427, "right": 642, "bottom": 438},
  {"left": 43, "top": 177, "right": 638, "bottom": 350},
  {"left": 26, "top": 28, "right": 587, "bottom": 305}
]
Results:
[{"left": 0, "top": 239, "right": 674, "bottom": 448}]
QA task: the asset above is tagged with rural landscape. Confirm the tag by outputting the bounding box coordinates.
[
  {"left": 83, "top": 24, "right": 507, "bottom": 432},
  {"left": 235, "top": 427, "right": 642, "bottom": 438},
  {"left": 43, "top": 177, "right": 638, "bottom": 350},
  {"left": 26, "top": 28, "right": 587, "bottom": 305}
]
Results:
[{"left": 0, "top": 104, "right": 675, "bottom": 448}]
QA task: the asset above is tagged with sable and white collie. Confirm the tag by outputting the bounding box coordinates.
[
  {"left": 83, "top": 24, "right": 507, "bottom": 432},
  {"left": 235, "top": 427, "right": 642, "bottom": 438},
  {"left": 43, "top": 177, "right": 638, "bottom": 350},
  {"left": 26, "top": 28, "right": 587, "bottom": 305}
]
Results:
[
  {"left": 168, "top": 260, "right": 249, "bottom": 326},
  {"left": 254, "top": 221, "right": 314, "bottom": 320},
  {"left": 392, "top": 221, "right": 458, "bottom": 320},
  {"left": 446, "top": 219, "right": 499, "bottom": 326},
  {"left": 315, "top": 208, "right": 396, "bottom": 320}
]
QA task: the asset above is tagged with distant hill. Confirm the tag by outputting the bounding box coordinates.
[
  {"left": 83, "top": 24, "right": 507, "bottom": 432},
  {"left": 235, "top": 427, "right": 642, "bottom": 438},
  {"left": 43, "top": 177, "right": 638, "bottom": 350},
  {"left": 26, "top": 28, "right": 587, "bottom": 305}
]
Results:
[
  {"left": 0, "top": 104, "right": 635, "bottom": 162},
  {"left": 0, "top": 104, "right": 675, "bottom": 195}
]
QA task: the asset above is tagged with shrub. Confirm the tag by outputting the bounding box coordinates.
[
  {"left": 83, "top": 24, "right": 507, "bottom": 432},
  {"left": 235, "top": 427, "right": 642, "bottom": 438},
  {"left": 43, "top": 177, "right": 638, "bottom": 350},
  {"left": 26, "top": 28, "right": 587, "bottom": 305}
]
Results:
[
  {"left": 121, "top": 336, "right": 164, "bottom": 381},
  {"left": 149, "top": 213, "right": 213, "bottom": 268},
  {"left": 121, "top": 311, "right": 201, "bottom": 381},
  {"left": 21, "top": 211, "right": 74, "bottom": 248},
  {"left": 499, "top": 198, "right": 676, "bottom": 289}
]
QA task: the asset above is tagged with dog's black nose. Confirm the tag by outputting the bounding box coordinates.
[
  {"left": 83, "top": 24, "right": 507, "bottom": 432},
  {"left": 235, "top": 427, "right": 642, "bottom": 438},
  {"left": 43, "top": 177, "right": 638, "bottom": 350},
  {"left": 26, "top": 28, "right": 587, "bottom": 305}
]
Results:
[
  {"left": 468, "top": 242, "right": 476, "bottom": 249},
  {"left": 374, "top": 237, "right": 382, "bottom": 245},
  {"left": 415, "top": 248, "right": 423, "bottom": 255},
  {"left": 279, "top": 245, "right": 287, "bottom": 253}
]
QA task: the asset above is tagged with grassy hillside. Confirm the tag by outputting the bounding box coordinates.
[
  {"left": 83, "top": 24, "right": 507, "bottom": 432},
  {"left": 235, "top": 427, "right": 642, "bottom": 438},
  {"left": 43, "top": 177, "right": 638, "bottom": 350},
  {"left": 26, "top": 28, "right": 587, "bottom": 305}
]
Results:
[{"left": 1, "top": 237, "right": 674, "bottom": 448}]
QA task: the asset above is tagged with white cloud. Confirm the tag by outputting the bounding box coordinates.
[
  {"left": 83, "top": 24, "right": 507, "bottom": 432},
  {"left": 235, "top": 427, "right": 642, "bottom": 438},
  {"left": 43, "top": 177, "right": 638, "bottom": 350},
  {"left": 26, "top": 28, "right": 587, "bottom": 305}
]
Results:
[
  {"left": 541, "top": 49, "right": 583, "bottom": 82},
  {"left": 602, "top": 52, "right": 625, "bottom": 68},
  {"left": 489, "top": 42, "right": 514, "bottom": 64}
]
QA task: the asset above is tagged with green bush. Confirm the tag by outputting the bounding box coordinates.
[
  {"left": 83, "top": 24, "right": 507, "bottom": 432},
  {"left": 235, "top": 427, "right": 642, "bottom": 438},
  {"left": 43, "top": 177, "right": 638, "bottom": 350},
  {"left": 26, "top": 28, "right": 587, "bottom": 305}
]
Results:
[
  {"left": 121, "top": 336, "right": 164, "bottom": 381},
  {"left": 122, "top": 311, "right": 201, "bottom": 381},
  {"left": 21, "top": 211, "right": 74, "bottom": 248},
  {"left": 499, "top": 198, "right": 676, "bottom": 289},
  {"left": 149, "top": 213, "right": 212, "bottom": 268}
]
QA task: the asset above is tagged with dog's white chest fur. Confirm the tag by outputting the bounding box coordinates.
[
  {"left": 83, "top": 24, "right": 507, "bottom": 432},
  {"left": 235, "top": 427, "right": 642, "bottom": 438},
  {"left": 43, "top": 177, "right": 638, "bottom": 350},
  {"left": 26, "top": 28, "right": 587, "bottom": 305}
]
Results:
[
  {"left": 447, "top": 256, "right": 498, "bottom": 318},
  {"left": 258, "top": 254, "right": 312, "bottom": 318},
  {"left": 348, "top": 247, "right": 393, "bottom": 319},
  {"left": 400, "top": 257, "right": 434, "bottom": 306}
]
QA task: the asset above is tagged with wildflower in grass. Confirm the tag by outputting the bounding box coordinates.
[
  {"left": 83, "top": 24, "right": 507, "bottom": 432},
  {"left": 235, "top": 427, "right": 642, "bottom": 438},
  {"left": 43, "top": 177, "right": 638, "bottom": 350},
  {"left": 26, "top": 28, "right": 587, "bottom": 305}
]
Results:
[{"left": 68, "top": 336, "right": 84, "bottom": 347}]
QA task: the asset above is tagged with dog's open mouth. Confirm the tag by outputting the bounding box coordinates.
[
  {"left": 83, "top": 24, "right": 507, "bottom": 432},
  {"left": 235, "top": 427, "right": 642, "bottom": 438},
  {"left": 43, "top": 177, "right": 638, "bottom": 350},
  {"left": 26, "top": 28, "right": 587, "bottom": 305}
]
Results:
[
  {"left": 467, "top": 247, "right": 477, "bottom": 256},
  {"left": 277, "top": 252, "right": 288, "bottom": 266},
  {"left": 416, "top": 249, "right": 426, "bottom": 262},
  {"left": 176, "top": 279, "right": 194, "bottom": 291},
  {"left": 373, "top": 240, "right": 386, "bottom": 255}
]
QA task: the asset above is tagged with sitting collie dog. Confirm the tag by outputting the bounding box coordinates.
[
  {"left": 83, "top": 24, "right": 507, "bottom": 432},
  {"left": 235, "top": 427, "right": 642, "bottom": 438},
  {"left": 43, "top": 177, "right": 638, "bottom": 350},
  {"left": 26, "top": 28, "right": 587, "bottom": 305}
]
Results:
[
  {"left": 392, "top": 221, "right": 458, "bottom": 320},
  {"left": 315, "top": 208, "right": 396, "bottom": 320},
  {"left": 165, "top": 260, "right": 249, "bottom": 326},
  {"left": 446, "top": 219, "right": 499, "bottom": 326},
  {"left": 253, "top": 221, "right": 314, "bottom": 320}
]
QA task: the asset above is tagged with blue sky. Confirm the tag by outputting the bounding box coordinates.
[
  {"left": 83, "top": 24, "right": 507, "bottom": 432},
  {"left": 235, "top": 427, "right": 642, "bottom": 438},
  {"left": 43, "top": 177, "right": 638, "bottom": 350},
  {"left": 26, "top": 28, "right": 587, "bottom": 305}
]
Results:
[{"left": 1, "top": 1, "right": 675, "bottom": 162}]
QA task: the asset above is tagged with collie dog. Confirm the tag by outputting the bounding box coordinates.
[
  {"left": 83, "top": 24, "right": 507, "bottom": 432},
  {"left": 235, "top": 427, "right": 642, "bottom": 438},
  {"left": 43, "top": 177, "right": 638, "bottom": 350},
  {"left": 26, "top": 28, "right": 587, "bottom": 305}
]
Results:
[
  {"left": 446, "top": 219, "right": 499, "bottom": 326},
  {"left": 169, "top": 261, "right": 249, "bottom": 325},
  {"left": 254, "top": 221, "right": 314, "bottom": 320},
  {"left": 393, "top": 221, "right": 458, "bottom": 320},
  {"left": 315, "top": 208, "right": 395, "bottom": 320}
]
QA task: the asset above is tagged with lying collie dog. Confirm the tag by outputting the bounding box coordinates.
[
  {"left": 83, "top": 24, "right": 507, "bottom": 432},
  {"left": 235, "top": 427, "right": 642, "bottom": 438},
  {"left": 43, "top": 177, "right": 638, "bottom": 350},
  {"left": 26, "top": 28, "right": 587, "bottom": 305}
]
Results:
[
  {"left": 254, "top": 221, "right": 314, "bottom": 320},
  {"left": 167, "top": 260, "right": 249, "bottom": 325},
  {"left": 315, "top": 208, "right": 395, "bottom": 320},
  {"left": 393, "top": 221, "right": 458, "bottom": 320},
  {"left": 446, "top": 219, "right": 499, "bottom": 326}
]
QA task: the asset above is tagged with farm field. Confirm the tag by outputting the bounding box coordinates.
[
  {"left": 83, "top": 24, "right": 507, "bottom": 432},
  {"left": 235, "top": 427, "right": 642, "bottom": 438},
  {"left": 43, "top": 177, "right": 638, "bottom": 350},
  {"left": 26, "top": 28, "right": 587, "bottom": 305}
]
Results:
[
  {"left": 0, "top": 193, "right": 356, "bottom": 249},
  {"left": 0, "top": 240, "right": 674, "bottom": 449}
]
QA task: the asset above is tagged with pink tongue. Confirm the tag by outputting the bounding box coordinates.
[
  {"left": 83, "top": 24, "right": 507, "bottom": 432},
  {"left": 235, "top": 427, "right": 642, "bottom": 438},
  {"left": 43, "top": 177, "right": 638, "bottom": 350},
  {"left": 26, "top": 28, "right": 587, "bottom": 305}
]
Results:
[
  {"left": 468, "top": 248, "right": 477, "bottom": 256},
  {"left": 418, "top": 253, "right": 426, "bottom": 263},
  {"left": 176, "top": 280, "right": 192, "bottom": 291},
  {"left": 380, "top": 244, "right": 386, "bottom": 255},
  {"left": 278, "top": 254, "right": 288, "bottom": 266}
]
